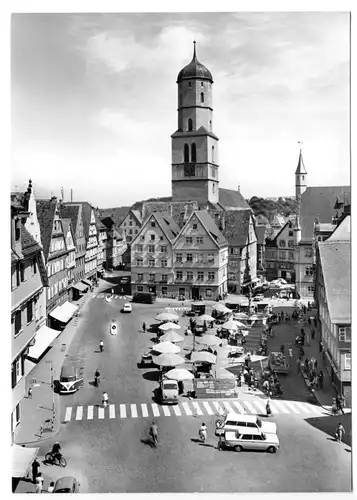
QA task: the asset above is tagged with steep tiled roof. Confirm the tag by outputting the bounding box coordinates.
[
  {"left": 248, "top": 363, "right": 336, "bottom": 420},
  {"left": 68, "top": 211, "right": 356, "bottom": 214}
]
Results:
[
  {"left": 300, "top": 186, "right": 350, "bottom": 242},
  {"left": 295, "top": 150, "right": 307, "bottom": 174},
  {"left": 327, "top": 215, "right": 350, "bottom": 242},
  {"left": 11, "top": 193, "right": 26, "bottom": 209},
  {"left": 100, "top": 216, "right": 115, "bottom": 229},
  {"left": 255, "top": 225, "right": 267, "bottom": 245},
  {"left": 21, "top": 225, "right": 42, "bottom": 256},
  {"left": 131, "top": 209, "right": 142, "bottom": 224},
  {"left": 195, "top": 210, "right": 227, "bottom": 248},
  {"left": 36, "top": 199, "right": 56, "bottom": 261},
  {"left": 63, "top": 202, "right": 94, "bottom": 241},
  {"left": 154, "top": 212, "right": 181, "bottom": 242},
  {"left": 59, "top": 205, "right": 80, "bottom": 234},
  {"left": 221, "top": 209, "right": 251, "bottom": 247},
  {"left": 171, "top": 126, "right": 219, "bottom": 141},
  {"left": 319, "top": 240, "right": 351, "bottom": 323},
  {"left": 219, "top": 188, "right": 250, "bottom": 211}
]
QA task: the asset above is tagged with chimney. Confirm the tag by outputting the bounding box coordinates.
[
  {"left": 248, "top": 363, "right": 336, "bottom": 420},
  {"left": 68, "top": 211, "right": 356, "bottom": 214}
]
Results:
[
  {"left": 238, "top": 184, "right": 240, "bottom": 193},
  {"left": 70, "top": 189, "right": 73, "bottom": 202}
]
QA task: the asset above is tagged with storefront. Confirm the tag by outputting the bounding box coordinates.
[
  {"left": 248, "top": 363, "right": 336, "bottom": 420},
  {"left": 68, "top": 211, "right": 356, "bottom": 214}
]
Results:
[
  {"left": 49, "top": 301, "right": 79, "bottom": 330},
  {"left": 26, "top": 325, "right": 61, "bottom": 363}
]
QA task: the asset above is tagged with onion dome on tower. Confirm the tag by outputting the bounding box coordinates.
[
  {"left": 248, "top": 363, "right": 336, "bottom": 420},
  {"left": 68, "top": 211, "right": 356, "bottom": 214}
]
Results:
[{"left": 177, "top": 41, "right": 213, "bottom": 83}]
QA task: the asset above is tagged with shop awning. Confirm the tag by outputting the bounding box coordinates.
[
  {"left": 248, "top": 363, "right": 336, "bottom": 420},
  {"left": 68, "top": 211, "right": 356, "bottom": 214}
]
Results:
[
  {"left": 27, "top": 325, "right": 61, "bottom": 361},
  {"left": 50, "top": 301, "right": 78, "bottom": 323},
  {"left": 72, "top": 282, "right": 88, "bottom": 292},
  {"left": 82, "top": 279, "right": 92, "bottom": 287},
  {"left": 12, "top": 444, "right": 39, "bottom": 478}
]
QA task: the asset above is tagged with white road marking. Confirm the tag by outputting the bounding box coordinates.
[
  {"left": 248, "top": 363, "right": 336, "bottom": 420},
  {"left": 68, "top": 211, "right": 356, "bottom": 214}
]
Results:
[
  {"left": 212, "top": 401, "right": 224, "bottom": 414},
  {"left": 120, "top": 404, "right": 127, "bottom": 418},
  {"left": 130, "top": 404, "right": 138, "bottom": 418},
  {"left": 231, "top": 401, "right": 246, "bottom": 414},
  {"left": 192, "top": 402, "right": 203, "bottom": 415},
  {"left": 87, "top": 405, "right": 94, "bottom": 420},
  {"left": 284, "top": 401, "right": 301, "bottom": 413},
  {"left": 172, "top": 405, "right": 182, "bottom": 416},
  {"left": 251, "top": 400, "right": 266, "bottom": 414},
  {"left": 222, "top": 401, "right": 234, "bottom": 413},
  {"left": 301, "top": 402, "right": 321, "bottom": 415},
  {"left": 152, "top": 403, "right": 160, "bottom": 417},
  {"left": 64, "top": 407, "right": 72, "bottom": 422},
  {"left": 162, "top": 406, "right": 171, "bottom": 416},
  {"left": 141, "top": 404, "right": 149, "bottom": 417},
  {"left": 98, "top": 407, "right": 105, "bottom": 419},
  {"left": 76, "top": 406, "right": 83, "bottom": 420},
  {"left": 181, "top": 402, "right": 192, "bottom": 415},
  {"left": 202, "top": 402, "right": 214, "bottom": 415},
  {"left": 271, "top": 401, "right": 289, "bottom": 413},
  {"left": 109, "top": 404, "right": 116, "bottom": 418},
  {"left": 242, "top": 401, "right": 257, "bottom": 414}
]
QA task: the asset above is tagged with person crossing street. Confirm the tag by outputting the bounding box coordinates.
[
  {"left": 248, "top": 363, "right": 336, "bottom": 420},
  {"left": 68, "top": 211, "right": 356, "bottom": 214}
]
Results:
[
  {"left": 102, "top": 391, "right": 109, "bottom": 407},
  {"left": 99, "top": 340, "right": 104, "bottom": 352}
]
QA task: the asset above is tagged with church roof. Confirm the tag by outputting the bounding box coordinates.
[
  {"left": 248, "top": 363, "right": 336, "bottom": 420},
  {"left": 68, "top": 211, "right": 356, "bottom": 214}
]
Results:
[
  {"left": 222, "top": 209, "right": 251, "bottom": 247},
  {"left": 171, "top": 126, "right": 219, "bottom": 141},
  {"left": 300, "top": 186, "right": 350, "bottom": 242},
  {"left": 295, "top": 150, "right": 307, "bottom": 174},
  {"left": 219, "top": 188, "right": 250, "bottom": 211},
  {"left": 63, "top": 202, "right": 96, "bottom": 242},
  {"left": 177, "top": 42, "right": 213, "bottom": 84}
]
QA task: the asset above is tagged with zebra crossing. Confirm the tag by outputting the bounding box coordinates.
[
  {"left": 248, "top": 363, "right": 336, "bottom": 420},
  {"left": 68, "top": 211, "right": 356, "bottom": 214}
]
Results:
[
  {"left": 63, "top": 398, "right": 326, "bottom": 423},
  {"left": 93, "top": 294, "right": 128, "bottom": 300}
]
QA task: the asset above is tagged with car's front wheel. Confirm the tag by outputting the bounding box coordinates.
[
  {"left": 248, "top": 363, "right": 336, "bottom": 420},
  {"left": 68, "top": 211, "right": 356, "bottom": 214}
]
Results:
[
  {"left": 267, "top": 446, "right": 277, "bottom": 454},
  {"left": 234, "top": 445, "right": 243, "bottom": 452}
]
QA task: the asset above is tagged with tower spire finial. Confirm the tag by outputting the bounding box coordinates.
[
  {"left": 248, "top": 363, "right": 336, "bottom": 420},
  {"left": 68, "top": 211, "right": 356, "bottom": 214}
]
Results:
[
  {"left": 193, "top": 39, "right": 196, "bottom": 59},
  {"left": 298, "top": 140, "right": 303, "bottom": 153}
]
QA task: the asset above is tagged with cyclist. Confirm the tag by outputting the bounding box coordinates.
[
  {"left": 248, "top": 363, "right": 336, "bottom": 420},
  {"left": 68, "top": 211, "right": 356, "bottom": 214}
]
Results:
[
  {"left": 149, "top": 421, "right": 158, "bottom": 445},
  {"left": 51, "top": 441, "right": 62, "bottom": 461}
]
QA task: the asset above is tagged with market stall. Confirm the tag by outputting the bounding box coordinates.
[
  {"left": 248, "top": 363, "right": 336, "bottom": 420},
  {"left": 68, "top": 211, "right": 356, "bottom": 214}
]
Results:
[{"left": 269, "top": 351, "right": 289, "bottom": 374}]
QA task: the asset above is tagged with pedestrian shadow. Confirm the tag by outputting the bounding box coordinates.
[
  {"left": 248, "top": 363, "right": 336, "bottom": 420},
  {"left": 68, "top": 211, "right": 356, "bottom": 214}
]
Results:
[
  {"left": 94, "top": 349, "right": 102, "bottom": 353},
  {"left": 199, "top": 443, "right": 216, "bottom": 448},
  {"left": 143, "top": 370, "right": 161, "bottom": 382},
  {"left": 88, "top": 380, "right": 97, "bottom": 387},
  {"left": 140, "top": 438, "right": 156, "bottom": 448}
]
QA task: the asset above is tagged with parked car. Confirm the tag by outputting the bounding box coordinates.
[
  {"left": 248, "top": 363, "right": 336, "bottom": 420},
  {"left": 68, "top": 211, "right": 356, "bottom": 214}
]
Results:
[
  {"left": 119, "top": 276, "right": 131, "bottom": 284},
  {"left": 53, "top": 477, "right": 80, "bottom": 493},
  {"left": 223, "top": 429, "right": 280, "bottom": 453},
  {"left": 122, "top": 303, "right": 132, "bottom": 313},
  {"left": 160, "top": 379, "right": 179, "bottom": 404},
  {"left": 132, "top": 292, "right": 155, "bottom": 304},
  {"left": 253, "top": 294, "right": 265, "bottom": 302},
  {"left": 215, "top": 412, "right": 277, "bottom": 436}
]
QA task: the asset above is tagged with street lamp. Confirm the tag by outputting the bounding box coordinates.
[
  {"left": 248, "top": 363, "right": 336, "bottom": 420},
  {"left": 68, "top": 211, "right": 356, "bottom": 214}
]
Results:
[{"left": 45, "top": 360, "right": 55, "bottom": 428}]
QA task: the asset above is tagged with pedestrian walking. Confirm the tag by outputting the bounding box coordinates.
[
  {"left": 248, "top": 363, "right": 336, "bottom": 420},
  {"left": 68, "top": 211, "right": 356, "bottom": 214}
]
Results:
[
  {"left": 319, "top": 341, "right": 323, "bottom": 352},
  {"left": 266, "top": 398, "right": 272, "bottom": 417},
  {"left": 99, "top": 340, "right": 104, "bottom": 352},
  {"left": 308, "top": 316, "right": 311, "bottom": 325},
  {"left": 32, "top": 458, "right": 40, "bottom": 484},
  {"left": 314, "top": 317, "right": 318, "bottom": 327},
  {"left": 111, "top": 288, "right": 114, "bottom": 295},
  {"left": 335, "top": 422, "right": 345, "bottom": 443},
  {"left": 314, "top": 359, "right": 318, "bottom": 370},
  {"left": 102, "top": 391, "right": 109, "bottom": 407},
  {"left": 35, "top": 473, "right": 44, "bottom": 493},
  {"left": 288, "top": 348, "right": 293, "bottom": 359},
  {"left": 142, "top": 321, "right": 146, "bottom": 333},
  {"left": 311, "top": 328, "right": 316, "bottom": 340},
  {"left": 28, "top": 387, "right": 33, "bottom": 399},
  {"left": 318, "top": 370, "right": 324, "bottom": 389},
  {"left": 217, "top": 433, "right": 223, "bottom": 450}
]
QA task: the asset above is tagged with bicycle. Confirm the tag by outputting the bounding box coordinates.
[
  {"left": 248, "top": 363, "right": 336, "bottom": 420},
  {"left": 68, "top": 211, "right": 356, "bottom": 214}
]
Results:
[{"left": 44, "top": 451, "right": 67, "bottom": 468}]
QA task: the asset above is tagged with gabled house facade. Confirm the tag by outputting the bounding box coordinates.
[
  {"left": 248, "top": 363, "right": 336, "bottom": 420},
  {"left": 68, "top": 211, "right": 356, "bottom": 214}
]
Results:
[
  {"left": 173, "top": 211, "right": 228, "bottom": 300},
  {"left": 37, "top": 198, "right": 70, "bottom": 322},
  {"left": 119, "top": 208, "right": 142, "bottom": 244},
  {"left": 265, "top": 219, "right": 296, "bottom": 283},
  {"left": 11, "top": 196, "right": 48, "bottom": 438},
  {"left": 59, "top": 204, "right": 86, "bottom": 287},
  {"left": 61, "top": 218, "right": 76, "bottom": 300},
  {"left": 131, "top": 212, "right": 179, "bottom": 296}
]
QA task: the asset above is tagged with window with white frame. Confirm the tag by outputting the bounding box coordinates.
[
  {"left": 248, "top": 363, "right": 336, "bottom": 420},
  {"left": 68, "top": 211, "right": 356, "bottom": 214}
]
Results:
[
  {"left": 186, "top": 236, "right": 193, "bottom": 244},
  {"left": 176, "top": 271, "right": 183, "bottom": 280},
  {"left": 307, "top": 286, "right": 314, "bottom": 295},
  {"left": 288, "top": 251, "right": 294, "bottom": 260},
  {"left": 186, "top": 271, "right": 193, "bottom": 281},
  {"left": 344, "top": 353, "right": 351, "bottom": 370},
  {"left": 339, "top": 327, "right": 351, "bottom": 342},
  {"left": 176, "top": 253, "right": 182, "bottom": 262},
  {"left": 137, "top": 285, "right": 144, "bottom": 292},
  {"left": 161, "top": 274, "right": 168, "bottom": 282},
  {"left": 197, "top": 271, "right": 204, "bottom": 281},
  {"left": 279, "top": 240, "right": 286, "bottom": 247},
  {"left": 196, "top": 236, "right": 203, "bottom": 244},
  {"left": 186, "top": 253, "right": 193, "bottom": 262},
  {"left": 279, "top": 251, "right": 286, "bottom": 260},
  {"left": 288, "top": 240, "right": 294, "bottom": 247},
  {"left": 137, "top": 273, "right": 143, "bottom": 282},
  {"left": 150, "top": 234, "right": 155, "bottom": 241},
  {"left": 305, "top": 248, "right": 313, "bottom": 258},
  {"left": 160, "top": 245, "right": 167, "bottom": 253},
  {"left": 208, "top": 253, "right": 215, "bottom": 262},
  {"left": 192, "top": 223, "right": 197, "bottom": 230},
  {"left": 305, "top": 267, "right": 314, "bottom": 276},
  {"left": 149, "top": 274, "right": 155, "bottom": 282},
  {"left": 161, "top": 260, "right": 167, "bottom": 267},
  {"left": 205, "top": 288, "right": 212, "bottom": 297},
  {"left": 136, "top": 244, "right": 143, "bottom": 252},
  {"left": 148, "top": 245, "right": 155, "bottom": 253},
  {"left": 136, "top": 258, "right": 143, "bottom": 266},
  {"left": 208, "top": 272, "right": 215, "bottom": 281},
  {"left": 149, "top": 259, "right": 155, "bottom": 267},
  {"left": 228, "top": 272, "right": 236, "bottom": 280}
]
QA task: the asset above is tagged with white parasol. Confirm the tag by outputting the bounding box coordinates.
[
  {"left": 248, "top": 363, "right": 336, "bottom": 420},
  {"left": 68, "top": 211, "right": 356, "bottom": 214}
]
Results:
[
  {"left": 152, "top": 353, "right": 185, "bottom": 367},
  {"left": 164, "top": 368, "right": 194, "bottom": 381},
  {"left": 152, "top": 341, "right": 181, "bottom": 354},
  {"left": 161, "top": 330, "right": 184, "bottom": 343},
  {"left": 155, "top": 312, "right": 179, "bottom": 322},
  {"left": 159, "top": 322, "right": 181, "bottom": 331}
]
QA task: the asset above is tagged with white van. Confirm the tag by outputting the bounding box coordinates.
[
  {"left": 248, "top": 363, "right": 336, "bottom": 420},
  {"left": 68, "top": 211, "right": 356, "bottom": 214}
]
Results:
[
  {"left": 215, "top": 412, "right": 277, "bottom": 436},
  {"left": 160, "top": 379, "right": 179, "bottom": 404}
]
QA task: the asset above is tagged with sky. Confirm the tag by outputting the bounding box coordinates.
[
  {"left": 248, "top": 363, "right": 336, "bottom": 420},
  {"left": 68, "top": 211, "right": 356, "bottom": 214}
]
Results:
[{"left": 11, "top": 11, "right": 350, "bottom": 208}]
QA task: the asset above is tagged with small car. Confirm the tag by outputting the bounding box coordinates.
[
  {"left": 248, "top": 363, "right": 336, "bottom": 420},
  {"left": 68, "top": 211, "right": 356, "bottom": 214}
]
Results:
[
  {"left": 253, "top": 294, "right": 265, "bottom": 302},
  {"left": 223, "top": 429, "right": 280, "bottom": 453},
  {"left": 122, "top": 303, "right": 132, "bottom": 313},
  {"left": 53, "top": 476, "right": 80, "bottom": 493},
  {"left": 215, "top": 412, "right": 277, "bottom": 436}
]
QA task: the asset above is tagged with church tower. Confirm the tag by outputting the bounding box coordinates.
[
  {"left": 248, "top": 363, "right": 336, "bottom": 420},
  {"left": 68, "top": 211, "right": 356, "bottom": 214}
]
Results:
[
  {"left": 171, "top": 42, "right": 219, "bottom": 205},
  {"left": 295, "top": 148, "right": 307, "bottom": 200}
]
